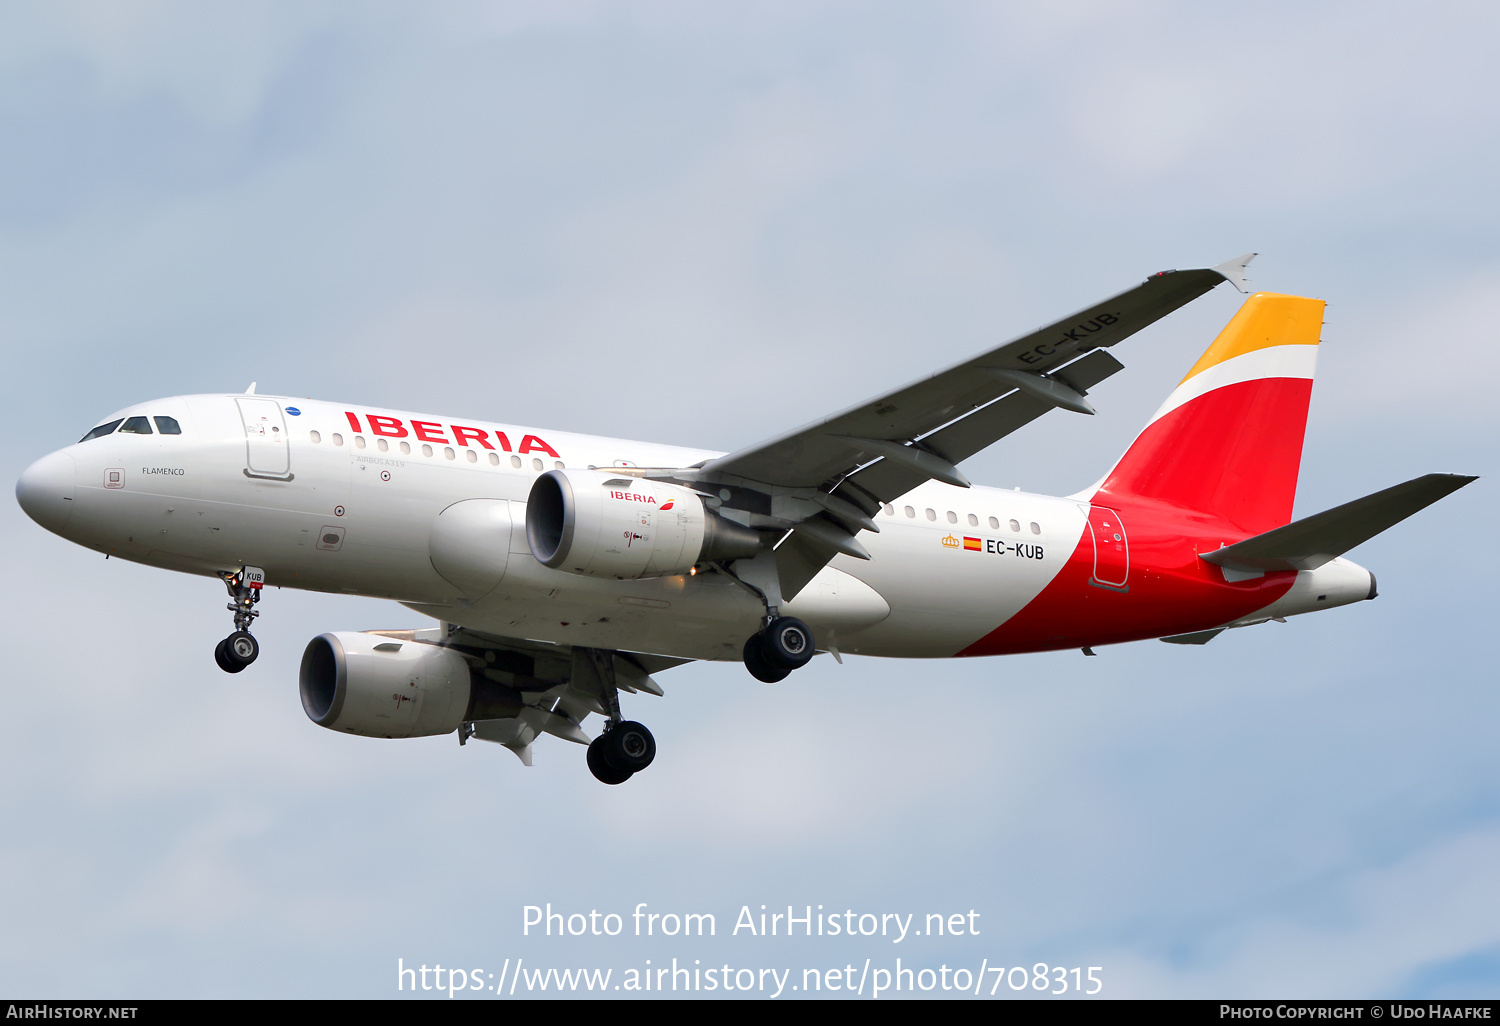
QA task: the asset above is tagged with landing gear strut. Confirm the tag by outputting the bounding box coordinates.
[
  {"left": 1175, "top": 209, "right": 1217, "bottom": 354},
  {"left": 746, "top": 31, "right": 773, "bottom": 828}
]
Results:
[
  {"left": 580, "top": 649, "right": 657, "bottom": 785},
  {"left": 214, "top": 566, "right": 265, "bottom": 673},
  {"left": 730, "top": 550, "right": 818, "bottom": 682}
]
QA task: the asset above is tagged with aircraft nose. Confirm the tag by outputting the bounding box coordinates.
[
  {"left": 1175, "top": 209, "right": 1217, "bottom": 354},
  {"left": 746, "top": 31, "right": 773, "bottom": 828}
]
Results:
[{"left": 16, "top": 450, "right": 77, "bottom": 536}]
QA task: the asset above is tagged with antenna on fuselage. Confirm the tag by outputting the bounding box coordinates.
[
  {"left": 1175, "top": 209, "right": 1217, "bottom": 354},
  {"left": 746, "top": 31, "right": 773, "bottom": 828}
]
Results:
[{"left": 244, "top": 382, "right": 257, "bottom": 394}]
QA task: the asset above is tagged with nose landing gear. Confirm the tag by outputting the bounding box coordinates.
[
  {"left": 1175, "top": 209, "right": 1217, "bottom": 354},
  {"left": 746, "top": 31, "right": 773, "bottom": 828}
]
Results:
[{"left": 214, "top": 566, "right": 265, "bottom": 673}]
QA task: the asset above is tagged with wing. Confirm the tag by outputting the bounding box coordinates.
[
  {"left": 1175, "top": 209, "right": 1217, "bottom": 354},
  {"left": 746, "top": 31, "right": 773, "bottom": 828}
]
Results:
[
  {"left": 625, "top": 255, "right": 1254, "bottom": 599},
  {"left": 369, "top": 625, "right": 687, "bottom": 764},
  {"left": 697, "top": 255, "right": 1254, "bottom": 499}
]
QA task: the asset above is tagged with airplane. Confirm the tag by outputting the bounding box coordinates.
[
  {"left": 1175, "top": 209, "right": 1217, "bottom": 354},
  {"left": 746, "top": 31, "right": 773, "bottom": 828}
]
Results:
[{"left": 14, "top": 255, "right": 1475, "bottom": 785}]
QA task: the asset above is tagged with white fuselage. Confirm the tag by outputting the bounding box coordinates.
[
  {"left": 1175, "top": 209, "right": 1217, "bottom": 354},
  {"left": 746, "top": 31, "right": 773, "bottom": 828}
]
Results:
[{"left": 34, "top": 393, "right": 1092, "bottom": 661}]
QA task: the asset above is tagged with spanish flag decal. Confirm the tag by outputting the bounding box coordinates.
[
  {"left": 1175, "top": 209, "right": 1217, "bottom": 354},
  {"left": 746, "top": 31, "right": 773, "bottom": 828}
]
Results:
[{"left": 964, "top": 537, "right": 982, "bottom": 551}]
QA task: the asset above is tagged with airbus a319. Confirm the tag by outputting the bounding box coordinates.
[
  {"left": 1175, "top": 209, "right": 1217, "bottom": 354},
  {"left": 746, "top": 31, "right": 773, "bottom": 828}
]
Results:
[{"left": 15, "top": 256, "right": 1474, "bottom": 784}]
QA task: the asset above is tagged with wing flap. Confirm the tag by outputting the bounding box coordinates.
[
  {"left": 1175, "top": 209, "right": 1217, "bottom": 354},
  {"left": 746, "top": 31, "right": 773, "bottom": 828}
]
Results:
[
  {"left": 841, "top": 348, "right": 1127, "bottom": 504},
  {"left": 422, "top": 627, "right": 687, "bottom": 761}
]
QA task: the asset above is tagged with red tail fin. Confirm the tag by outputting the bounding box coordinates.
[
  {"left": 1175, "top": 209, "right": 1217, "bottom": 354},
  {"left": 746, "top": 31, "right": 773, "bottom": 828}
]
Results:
[{"left": 1093, "top": 292, "right": 1324, "bottom": 535}]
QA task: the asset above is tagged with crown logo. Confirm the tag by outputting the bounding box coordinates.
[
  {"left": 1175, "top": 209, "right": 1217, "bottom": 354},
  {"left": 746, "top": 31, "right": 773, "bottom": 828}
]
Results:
[{"left": 941, "top": 533, "right": 960, "bottom": 548}]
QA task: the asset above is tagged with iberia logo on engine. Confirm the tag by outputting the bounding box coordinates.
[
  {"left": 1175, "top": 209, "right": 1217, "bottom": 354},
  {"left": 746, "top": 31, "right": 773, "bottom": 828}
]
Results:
[{"left": 610, "top": 491, "right": 657, "bottom": 504}]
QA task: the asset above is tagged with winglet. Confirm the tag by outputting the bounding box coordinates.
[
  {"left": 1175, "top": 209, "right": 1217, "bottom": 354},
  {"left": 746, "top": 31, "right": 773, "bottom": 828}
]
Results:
[
  {"left": 1211, "top": 253, "right": 1257, "bottom": 293},
  {"left": 244, "top": 382, "right": 257, "bottom": 395}
]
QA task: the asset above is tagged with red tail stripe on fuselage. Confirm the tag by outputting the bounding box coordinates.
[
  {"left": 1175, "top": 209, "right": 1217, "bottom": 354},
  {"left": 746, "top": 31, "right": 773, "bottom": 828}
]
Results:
[
  {"left": 958, "top": 292, "right": 1326, "bottom": 656},
  {"left": 959, "top": 377, "right": 1314, "bottom": 656}
]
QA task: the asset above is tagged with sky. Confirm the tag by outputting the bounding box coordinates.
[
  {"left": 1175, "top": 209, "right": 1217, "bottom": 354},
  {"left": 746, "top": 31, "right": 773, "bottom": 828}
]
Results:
[{"left": 1, "top": 0, "right": 1497, "bottom": 1000}]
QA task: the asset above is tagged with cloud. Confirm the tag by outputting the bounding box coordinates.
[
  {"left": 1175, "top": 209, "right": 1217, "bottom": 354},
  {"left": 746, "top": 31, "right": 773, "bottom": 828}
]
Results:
[{"left": 2, "top": 1, "right": 1496, "bottom": 999}]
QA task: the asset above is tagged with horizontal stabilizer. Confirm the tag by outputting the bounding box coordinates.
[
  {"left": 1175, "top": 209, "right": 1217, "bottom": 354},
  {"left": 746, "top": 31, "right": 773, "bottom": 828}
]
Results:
[{"left": 1201, "top": 474, "right": 1476, "bottom": 573}]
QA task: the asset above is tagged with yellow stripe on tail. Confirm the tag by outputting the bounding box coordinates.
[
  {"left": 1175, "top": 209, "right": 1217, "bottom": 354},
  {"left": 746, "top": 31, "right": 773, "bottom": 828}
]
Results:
[{"left": 1179, "top": 293, "right": 1324, "bottom": 386}]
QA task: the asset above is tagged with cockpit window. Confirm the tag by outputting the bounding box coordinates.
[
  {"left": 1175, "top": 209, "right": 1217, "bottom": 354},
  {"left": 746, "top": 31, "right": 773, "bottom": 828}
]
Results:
[
  {"left": 79, "top": 419, "right": 123, "bottom": 443},
  {"left": 118, "top": 416, "right": 153, "bottom": 434},
  {"left": 153, "top": 416, "right": 182, "bottom": 435}
]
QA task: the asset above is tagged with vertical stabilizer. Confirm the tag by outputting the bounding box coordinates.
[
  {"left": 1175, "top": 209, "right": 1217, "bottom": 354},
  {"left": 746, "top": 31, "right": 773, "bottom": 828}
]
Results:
[{"left": 1095, "top": 292, "right": 1324, "bottom": 535}]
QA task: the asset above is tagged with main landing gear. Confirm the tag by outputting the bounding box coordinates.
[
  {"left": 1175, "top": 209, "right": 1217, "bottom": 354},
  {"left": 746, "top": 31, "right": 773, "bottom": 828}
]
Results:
[
  {"left": 582, "top": 649, "right": 657, "bottom": 785},
  {"left": 728, "top": 551, "right": 818, "bottom": 683},
  {"left": 742, "top": 616, "right": 815, "bottom": 683},
  {"left": 587, "top": 721, "right": 657, "bottom": 785},
  {"left": 214, "top": 566, "right": 265, "bottom": 673}
]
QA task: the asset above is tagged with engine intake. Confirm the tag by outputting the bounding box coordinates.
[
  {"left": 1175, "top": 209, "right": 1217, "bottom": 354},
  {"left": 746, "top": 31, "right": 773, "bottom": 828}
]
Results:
[
  {"left": 526, "top": 469, "right": 761, "bottom": 579},
  {"left": 300, "top": 632, "right": 474, "bottom": 739}
]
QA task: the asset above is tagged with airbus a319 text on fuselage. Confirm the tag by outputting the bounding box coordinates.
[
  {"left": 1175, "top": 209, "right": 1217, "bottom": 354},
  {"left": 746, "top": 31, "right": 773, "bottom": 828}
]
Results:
[{"left": 16, "top": 256, "right": 1474, "bottom": 784}]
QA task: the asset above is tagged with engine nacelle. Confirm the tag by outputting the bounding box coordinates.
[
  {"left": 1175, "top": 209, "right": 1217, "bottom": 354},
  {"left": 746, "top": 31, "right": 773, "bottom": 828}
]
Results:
[
  {"left": 300, "top": 632, "right": 472, "bottom": 739},
  {"left": 527, "top": 468, "right": 761, "bottom": 580}
]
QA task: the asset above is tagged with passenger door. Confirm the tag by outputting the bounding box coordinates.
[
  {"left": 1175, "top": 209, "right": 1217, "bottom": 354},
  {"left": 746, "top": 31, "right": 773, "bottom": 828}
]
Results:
[{"left": 236, "top": 398, "right": 292, "bottom": 479}]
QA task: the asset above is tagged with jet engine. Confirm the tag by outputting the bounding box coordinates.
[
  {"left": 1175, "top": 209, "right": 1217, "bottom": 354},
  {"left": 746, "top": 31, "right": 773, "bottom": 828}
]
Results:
[
  {"left": 300, "top": 631, "right": 476, "bottom": 739},
  {"left": 526, "top": 469, "right": 761, "bottom": 580}
]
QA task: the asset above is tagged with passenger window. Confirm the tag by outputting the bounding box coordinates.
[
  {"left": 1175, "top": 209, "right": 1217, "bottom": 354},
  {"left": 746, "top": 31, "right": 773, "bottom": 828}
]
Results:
[
  {"left": 309, "top": 430, "right": 321, "bottom": 443},
  {"left": 1009, "top": 519, "right": 1020, "bottom": 532},
  {"left": 119, "top": 416, "right": 153, "bottom": 434},
  {"left": 988, "top": 517, "right": 999, "bottom": 529},
  {"left": 554, "top": 461, "right": 565, "bottom": 470},
  {"left": 153, "top": 416, "right": 182, "bottom": 435},
  {"left": 925, "top": 508, "right": 936, "bottom": 521},
  {"left": 466, "top": 450, "right": 478, "bottom": 463},
  {"left": 882, "top": 504, "right": 894, "bottom": 516},
  {"left": 399, "top": 441, "right": 411, "bottom": 455},
  {"left": 532, "top": 458, "right": 543, "bottom": 471},
  {"left": 79, "top": 419, "right": 124, "bottom": 443},
  {"left": 1030, "top": 522, "right": 1040, "bottom": 535},
  {"left": 377, "top": 438, "right": 388, "bottom": 452},
  {"left": 967, "top": 514, "right": 978, "bottom": 527},
  {"left": 444, "top": 447, "right": 456, "bottom": 460},
  {"left": 354, "top": 436, "right": 366, "bottom": 449},
  {"left": 332, "top": 433, "right": 344, "bottom": 446},
  {"left": 904, "top": 506, "right": 915, "bottom": 518},
  {"left": 511, "top": 455, "right": 522, "bottom": 468},
  {"left": 946, "top": 511, "right": 957, "bottom": 523},
  {"left": 488, "top": 452, "right": 500, "bottom": 466},
  {"left": 421, "top": 444, "right": 433, "bottom": 457}
]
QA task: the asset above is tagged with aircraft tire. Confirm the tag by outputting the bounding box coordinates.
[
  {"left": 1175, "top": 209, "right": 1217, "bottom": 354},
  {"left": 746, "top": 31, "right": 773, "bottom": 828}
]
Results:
[
  {"left": 743, "top": 634, "right": 791, "bottom": 683},
  {"left": 761, "top": 616, "right": 815, "bottom": 670},
  {"left": 213, "top": 638, "right": 244, "bottom": 674},
  {"left": 587, "top": 737, "right": 634, "bottom": 785},
  {"left": 223, "top": 630, "right": 259, "bottom": 668},
  {"left": 603, "top": 720, "right": 656, "bottom": 773}
]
